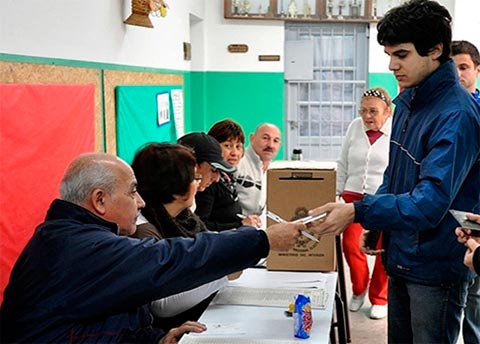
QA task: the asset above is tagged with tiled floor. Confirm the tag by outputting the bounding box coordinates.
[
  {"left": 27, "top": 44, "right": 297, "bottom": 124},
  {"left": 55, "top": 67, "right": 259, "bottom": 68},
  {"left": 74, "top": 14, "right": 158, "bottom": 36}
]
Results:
[
  {"left": 342, "top": 255, "right": 465, "bottom": 344},
  {"left": 342, "top": 256, "right": 387, "bottom": 344}
]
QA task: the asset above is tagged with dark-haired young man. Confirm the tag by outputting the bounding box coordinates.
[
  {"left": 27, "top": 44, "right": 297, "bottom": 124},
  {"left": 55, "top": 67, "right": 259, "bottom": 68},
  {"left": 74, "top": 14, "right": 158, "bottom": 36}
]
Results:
[
  {"left": 308, "top": 1, "right": 480, "bottom": 343},
  {"left": 451, "top": 39, "right": 480, "bottom": 344},
  {"left": 452, "top": 40, "right": 480, "bottom": 105}
]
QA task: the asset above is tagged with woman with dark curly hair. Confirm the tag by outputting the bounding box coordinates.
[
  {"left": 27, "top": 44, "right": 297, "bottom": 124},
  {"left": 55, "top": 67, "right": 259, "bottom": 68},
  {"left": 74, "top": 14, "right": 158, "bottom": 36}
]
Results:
[{"left": 130, "top": 142, "right": 230, "bottom": 331}]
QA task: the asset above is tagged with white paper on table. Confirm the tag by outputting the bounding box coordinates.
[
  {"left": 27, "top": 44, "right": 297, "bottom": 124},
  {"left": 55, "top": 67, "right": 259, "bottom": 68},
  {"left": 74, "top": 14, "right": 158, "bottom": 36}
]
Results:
[
  {"left": 189, "top": 322, "right": 245, "bottom": 336},
  {"left": 181, "top": 334, "right": 312, "bottom": 344},
  {"left": 214, "top": 269, "right": 334, "bottom": 309},
  {"left": 213, "top": 286, "right": 329, "bottom": 309},
  {"left": 229, "top": 269, "right": 330, "bottom": 290}
]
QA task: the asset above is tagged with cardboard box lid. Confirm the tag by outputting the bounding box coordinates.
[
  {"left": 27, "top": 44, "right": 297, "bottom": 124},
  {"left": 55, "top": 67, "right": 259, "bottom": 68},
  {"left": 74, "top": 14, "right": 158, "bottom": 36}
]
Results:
[{"left": 268, "top": 160, "right": 337, "bottom": 170}]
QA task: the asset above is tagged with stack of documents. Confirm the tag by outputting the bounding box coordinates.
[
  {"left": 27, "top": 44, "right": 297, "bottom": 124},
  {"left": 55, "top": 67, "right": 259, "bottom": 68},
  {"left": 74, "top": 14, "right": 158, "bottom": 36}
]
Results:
[
  {"left": 181, "top": 337, "right": 314, "bottom": 344},
  {"left": 178, "top": 269, "right": 338, "bottom": 344},
  {"left": 213, "top": 286, "right": 329, "bottom": 310}
]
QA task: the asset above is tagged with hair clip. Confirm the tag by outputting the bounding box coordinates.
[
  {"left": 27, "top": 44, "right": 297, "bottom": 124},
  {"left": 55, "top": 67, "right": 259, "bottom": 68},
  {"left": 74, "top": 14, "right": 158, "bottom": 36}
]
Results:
[{"left": 362, "top": 89, "right": 388, "bottom": 104}]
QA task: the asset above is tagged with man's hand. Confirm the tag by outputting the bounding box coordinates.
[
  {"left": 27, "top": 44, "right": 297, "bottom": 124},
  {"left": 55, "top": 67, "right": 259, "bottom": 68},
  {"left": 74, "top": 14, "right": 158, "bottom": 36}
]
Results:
[
  {"left": 455, "top": 226, "right": 480, "bottom": 272},
  {"left": 265, "top": 222, "right": 304, "bottom": 251},
  {"left": 306, "top": 202, "right": 355, "bottom": 236},
  {"left": 454, "top": 213, "right": 480, "bottom": 272},
  {"left": 455, "top": 212, "right": 480, "bottom": 244},
  {"left": 464, "top": 238, "right": 480, "bottom": 272},
  {"left": 360, "top": 230, "right": 384, "bottom": 256},
  {"left": 159, "top": 321, "right": 207, "bottom": 344},
  {"left": 465, "top": 213, "right": 480, "bottom": 223}
]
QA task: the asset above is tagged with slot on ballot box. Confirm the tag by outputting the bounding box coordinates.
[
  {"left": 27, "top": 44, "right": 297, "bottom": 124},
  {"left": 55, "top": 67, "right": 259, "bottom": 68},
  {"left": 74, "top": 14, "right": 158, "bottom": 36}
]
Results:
[{"left": 266, "top": 160, "right": 337, "bottom": 272}]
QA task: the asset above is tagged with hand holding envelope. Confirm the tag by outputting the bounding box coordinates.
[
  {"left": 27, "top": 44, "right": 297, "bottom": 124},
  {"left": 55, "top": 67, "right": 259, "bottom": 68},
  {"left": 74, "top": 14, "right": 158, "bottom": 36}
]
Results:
[
  {"left": 267, "top": 211, "right": 325, "bottom": 243},
  {"left": 306, "top": 202, "right": 355, "bottom": 236}
]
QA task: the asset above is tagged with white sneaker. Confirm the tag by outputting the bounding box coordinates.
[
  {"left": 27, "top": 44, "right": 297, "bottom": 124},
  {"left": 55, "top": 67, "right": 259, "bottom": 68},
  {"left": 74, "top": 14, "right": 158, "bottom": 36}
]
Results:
[
  {"left": 370, "top": 304, "right": 388, "bottom": 319},
  {"left": 349, "top": 292, "right": 366, "bottom": 312}
]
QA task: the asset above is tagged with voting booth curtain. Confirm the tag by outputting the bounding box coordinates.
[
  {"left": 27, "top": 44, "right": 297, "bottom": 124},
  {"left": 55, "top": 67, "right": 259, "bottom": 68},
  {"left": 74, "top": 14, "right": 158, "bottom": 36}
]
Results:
[{"left": 0, "top": 84, "right": 95, "bottom": 302}]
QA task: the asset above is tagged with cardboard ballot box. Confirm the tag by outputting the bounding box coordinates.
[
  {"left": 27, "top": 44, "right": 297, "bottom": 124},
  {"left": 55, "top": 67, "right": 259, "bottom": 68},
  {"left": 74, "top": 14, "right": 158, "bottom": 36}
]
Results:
[{"left": 266, "top": 160, "right": 337, "bottom": 272}]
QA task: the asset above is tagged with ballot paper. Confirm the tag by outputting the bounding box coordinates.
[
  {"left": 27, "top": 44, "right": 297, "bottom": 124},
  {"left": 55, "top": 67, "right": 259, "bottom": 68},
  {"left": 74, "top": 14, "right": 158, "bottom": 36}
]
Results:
[
  {"left": 178, "top": 269, "right": 338, "bottom": 344},
  {"left": 213, "top": 286, "right": 329, "bottom": 310},
  {"left": 192, "top": 322, "right": 245, "bottom": 336},
  {"left": 229, "top": 269, "right": 329, "bottom": 290},
  {"left": 211, "top": 269, "right": 332, "bottom": 309}
]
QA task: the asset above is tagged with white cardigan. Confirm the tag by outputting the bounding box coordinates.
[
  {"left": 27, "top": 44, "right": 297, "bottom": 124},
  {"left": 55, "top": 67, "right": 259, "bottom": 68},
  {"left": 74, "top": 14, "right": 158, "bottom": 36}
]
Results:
[{"left": 336, "top": 116, "right": 392, "bottom": 195}]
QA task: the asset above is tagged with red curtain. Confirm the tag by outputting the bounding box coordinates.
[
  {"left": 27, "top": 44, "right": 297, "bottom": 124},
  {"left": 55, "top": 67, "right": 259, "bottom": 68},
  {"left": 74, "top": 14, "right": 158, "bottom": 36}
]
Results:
[{"left": 0, "top": 84, "right": 95, "bottom": 302}]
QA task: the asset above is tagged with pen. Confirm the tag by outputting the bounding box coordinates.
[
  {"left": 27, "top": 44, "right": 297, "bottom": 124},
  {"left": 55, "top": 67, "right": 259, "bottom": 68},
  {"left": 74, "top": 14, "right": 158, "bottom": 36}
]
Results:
[
  {"left": 266, "top": 210, "right": 286, "bottom": 223},
  {"left": 267, "top": 211, "right": 320, "bottom": 243},
  {"left": 300, "top": 230, "right": 320, "bottom": 243},
  {"left": 236, "top": 213, "right": 247, "bottom": 219}
]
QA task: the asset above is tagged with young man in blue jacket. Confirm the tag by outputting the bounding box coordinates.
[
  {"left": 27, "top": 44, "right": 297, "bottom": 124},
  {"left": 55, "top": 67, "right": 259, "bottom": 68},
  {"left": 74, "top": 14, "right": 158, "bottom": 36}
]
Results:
[
  {"left": 309, "top": 1, "right": 480, "bottom": 343},
  {"left": 0, "top": 152, "right": 305, "bottom": 343}
]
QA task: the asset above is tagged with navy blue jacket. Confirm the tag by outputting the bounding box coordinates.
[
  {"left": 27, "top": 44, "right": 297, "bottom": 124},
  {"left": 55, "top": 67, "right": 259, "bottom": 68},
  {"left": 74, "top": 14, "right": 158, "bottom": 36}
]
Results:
[
  {"left": 0, "top": 199, "right": 269, "bottom": 343},
  {"left": 355, "top": 60, "right": 480, "bottom": 286}
]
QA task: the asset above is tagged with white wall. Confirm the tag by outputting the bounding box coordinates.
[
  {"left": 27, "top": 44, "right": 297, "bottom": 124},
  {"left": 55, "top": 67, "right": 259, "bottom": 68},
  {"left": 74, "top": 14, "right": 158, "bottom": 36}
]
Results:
[
  {"left": 369, "top": 0, "right": 480, "bottom": 74},
  {"left": 451, "top": 0, "right": 480, "bottom": 49},
  {"left": 202, "top": 0, "right": 284, "bottom": 72},
  {"left": 0, "top": 0, "right": 203, "bottom": 70},
  {"left": 0, "top": 0, "right": 284, "bottom": 73},
  {"left": 1, "top": 0, "right": 478, "bottom": 74}
]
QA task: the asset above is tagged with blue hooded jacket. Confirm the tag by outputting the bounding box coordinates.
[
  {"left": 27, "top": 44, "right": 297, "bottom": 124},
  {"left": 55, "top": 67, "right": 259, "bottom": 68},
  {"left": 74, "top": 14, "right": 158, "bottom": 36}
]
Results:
[{"left": 354, "top": 60, "right": 480, "bottom": 286}]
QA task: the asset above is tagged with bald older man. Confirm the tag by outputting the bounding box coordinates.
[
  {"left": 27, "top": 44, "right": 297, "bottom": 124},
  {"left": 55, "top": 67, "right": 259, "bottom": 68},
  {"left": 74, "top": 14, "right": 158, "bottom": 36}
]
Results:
[
  {"left": 1, "top": 152, "right": 304, "bottom": 344},
  {"left": 235, "top": 123, "right": 281, "bottom": 225}
]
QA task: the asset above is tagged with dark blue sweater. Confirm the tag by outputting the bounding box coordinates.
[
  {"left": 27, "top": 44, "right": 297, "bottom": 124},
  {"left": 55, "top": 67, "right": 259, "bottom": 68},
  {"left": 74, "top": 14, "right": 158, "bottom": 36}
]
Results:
[{"left": 1, "top": 199, "right": 268, "bottom": 343}]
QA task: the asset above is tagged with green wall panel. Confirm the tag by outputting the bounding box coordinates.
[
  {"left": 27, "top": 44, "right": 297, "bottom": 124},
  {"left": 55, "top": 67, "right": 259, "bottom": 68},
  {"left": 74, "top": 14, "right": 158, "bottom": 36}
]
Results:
[
  {"left": 188, "top": 71, "right": 286, "bottom": 159},
  {"left": 116, "top": 85, "right": 181, "bottom": 164},
  {"left": 368, "top": 72, "right": 400, "bottom": 99},
  {"left": 187, "top": 71, "right": 207, "bottom": 133}
]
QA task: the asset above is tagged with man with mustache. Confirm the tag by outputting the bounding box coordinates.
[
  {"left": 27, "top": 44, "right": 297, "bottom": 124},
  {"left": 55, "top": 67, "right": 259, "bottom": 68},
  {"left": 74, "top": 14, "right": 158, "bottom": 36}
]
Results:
[{"left": 235, "top": 123, "right": 281, "bottom": 227}]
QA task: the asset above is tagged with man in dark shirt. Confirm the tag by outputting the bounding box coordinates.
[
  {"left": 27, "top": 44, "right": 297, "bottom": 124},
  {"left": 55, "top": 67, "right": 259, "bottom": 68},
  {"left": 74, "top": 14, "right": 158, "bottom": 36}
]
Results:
[{"left": 0, "top": 152, "right": 305, "bottom": 343}]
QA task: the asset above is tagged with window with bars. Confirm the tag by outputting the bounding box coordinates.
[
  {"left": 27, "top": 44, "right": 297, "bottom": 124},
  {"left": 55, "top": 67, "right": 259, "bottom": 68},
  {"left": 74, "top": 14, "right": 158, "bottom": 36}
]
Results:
[{"left": 285, "top": 23, "right": 369, "bottom": 161}]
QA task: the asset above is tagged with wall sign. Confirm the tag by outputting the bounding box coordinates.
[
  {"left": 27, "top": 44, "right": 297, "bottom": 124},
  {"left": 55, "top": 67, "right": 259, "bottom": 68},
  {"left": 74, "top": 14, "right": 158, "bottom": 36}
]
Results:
[
  {"left": 259, "top": 55, "right": 281, "bottom": 61},
  {"left": 228, "top": 44, "right": 249, "bottom": 53}
]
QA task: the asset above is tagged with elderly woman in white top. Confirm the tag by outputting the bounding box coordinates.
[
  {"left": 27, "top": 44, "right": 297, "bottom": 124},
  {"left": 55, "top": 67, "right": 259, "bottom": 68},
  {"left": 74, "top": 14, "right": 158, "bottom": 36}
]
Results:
[{"left": 336, "top": 87, "right": 393, "bottom": 320}]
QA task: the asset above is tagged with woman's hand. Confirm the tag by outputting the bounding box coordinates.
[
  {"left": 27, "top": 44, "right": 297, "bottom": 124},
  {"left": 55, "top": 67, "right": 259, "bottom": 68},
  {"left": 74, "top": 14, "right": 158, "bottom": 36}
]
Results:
[
  {"left": 159, "top": 321, "right": 207, "bottom": 344},
  {"left": 242, "top": 215, "right": 262, "bottom": 228},
  {"left": 227, "top": 270, "right": 243, "bottom": 280}
]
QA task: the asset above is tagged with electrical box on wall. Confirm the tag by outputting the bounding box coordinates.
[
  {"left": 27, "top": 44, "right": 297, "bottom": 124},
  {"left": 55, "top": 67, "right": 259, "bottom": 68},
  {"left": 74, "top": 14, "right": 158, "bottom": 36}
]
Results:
[{"left": 284, "top": 40, "right": 314, "bottom": 80}]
